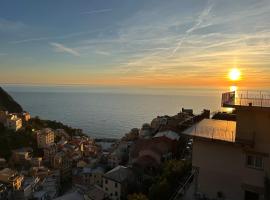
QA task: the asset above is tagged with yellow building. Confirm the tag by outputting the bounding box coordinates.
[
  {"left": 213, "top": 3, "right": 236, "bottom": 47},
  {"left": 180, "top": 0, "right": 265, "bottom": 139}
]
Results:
[
  {"left": 6, "top": 115, "right": 22, "bottom": 131},
  {"left": 183, "top": 91, "right": 270, "bottom": 200},
  {"left": 36, "top": 128, "right": 55, "bottom": 148},
  {"left": 0, "top": 168, "right": 24, "bottom": 190}
]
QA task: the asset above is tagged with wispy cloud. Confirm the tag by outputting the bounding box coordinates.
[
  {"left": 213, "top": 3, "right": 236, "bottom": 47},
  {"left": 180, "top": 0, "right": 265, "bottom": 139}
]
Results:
[
  {"left": 171, "top": 1, "right": 213, "bottom": 55},
  {"left": 81, "top": 8, "right": 112, "bottom": 15},
  {"left": 0, "top": 18, "right": 26, "bottom": 32},
  {"left": 10, "top": 29, "right": 108, "bottom": 44},
  {"left": 50, "top": 42, "right": 80, "bottom": 57},
  {"left": 95, "top": 50, "right": 111, "bottom": 56},
  {"left": 3, "top": 0, "right": 270, "bottom": 87}
]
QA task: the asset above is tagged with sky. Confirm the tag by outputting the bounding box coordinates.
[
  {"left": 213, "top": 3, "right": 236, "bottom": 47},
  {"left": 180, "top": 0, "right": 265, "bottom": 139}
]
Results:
[{"left": 0, "top": 0, "right": 270, "bottom": 89}]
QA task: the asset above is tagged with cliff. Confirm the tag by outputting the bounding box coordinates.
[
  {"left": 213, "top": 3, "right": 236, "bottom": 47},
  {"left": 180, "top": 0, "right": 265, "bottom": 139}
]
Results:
[{"left": 0, "top": 87, "right": 23, "bottom": 113}]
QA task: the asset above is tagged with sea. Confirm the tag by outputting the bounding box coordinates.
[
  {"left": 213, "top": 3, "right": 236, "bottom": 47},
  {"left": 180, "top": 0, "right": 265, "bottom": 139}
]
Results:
[{"left": 2, "top": 85, "right": 234, "bottom": 139}]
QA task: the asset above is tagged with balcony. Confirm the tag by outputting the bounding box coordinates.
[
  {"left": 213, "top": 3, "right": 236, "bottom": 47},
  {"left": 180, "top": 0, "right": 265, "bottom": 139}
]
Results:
[{"left": 222, "top": 91, "right": 270, "bottom": 108}]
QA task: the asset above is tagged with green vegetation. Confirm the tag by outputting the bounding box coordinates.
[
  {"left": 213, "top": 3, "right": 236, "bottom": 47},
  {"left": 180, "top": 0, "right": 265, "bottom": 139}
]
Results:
[
  {"left": 148, "top": 159, "right": 191, "bottom": 200},
  {"left": 0, "top": 117, "right": 85, "bottom": 160},
  {"left": 0, "top": 87, "right": 23, "bottom": 113},
  {"left": 29, "top": 116, "right": 84, "bottom": 137},
  {"left": 0, "top": 123, "right": 37, "bottom": 159}
]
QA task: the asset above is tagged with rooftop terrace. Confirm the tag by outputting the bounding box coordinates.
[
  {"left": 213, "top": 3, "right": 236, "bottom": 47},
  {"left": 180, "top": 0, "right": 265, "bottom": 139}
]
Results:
[
  {"left": 182, "top": 119, "right": 236, "bottom": 143},
  {"left": 222, "top": 91, "right": 270, "bottom": 108}
]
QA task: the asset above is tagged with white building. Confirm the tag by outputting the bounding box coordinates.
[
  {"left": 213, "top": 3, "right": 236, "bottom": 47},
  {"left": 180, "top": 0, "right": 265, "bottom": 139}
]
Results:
[
  {"left": 36, "top": 128, "right": 55, "bottom": 148},
  {"left": 102, "top": 166, "right": 134, "bottom": 200},
  {"left": 182, "top": 91, "right": 270, "bottom": 200}
]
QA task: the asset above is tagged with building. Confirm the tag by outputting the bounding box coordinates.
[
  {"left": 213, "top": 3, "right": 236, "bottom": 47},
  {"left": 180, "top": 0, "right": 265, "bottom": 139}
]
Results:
[
  {"left": 52, "top": 152, "right": 72, "bottom": 181},
  {"left": 40, "top": 171, "right": 60, "bottom": 199},
  {"left": 103, "top": 166, "right": 134, "bottom": 200},
  {"left": 31, "top": 157, "right": 42, "bottom": 167},
  {"left": 86, "top": 185, "right": 108, "bottom": 200},
  {"left": 182, "top": 91, "right": 270, "bottom": 200},
  {"left": 0, "top": 183, "right": 10, "bottom": 200},
  {"left": 6, "top": 114, "right": 22, "bottom": 131},
  {"left": 0, "top": 168, "right": 24, "bottom": 190},
  {"left": 53, "top": 191, "right": 84, "bottom": 200},
  {"left": 32, "top": 191, "right": 50, "bottom": 200},
  {"left": 139, "top": 123, "right": 153, "bottom": 138},
  {"left": 36, "top": 128, "right": 55, "bottom": 148},
  {"left": 12, "top": 147, "right": 33, "bottom": 165},
  {"left": 0, "top": 111, "right": 23, "bottom": 131},
  {"left": 30, "top": 166, "right": 50, "bottom": 180},
  {"left": 72, "top": 166, "right": 105, "bottom": 187},
  {"left": 108, "top": 142, "right": 132, "bottom": 168},
  {"left": 154, "top": 130, "right": 180, "bottom": 141},
  {"left": 92, "top": 167, "right": 105, "bottom": 187},
  {"left": 43, "top": 143, "right": 57, "bottom": 164},
  {"left": 22, "top": 112, "right": 31, "bottom": 122},
  {"left": 108, "top": 151, "right": 123, "bottom": 168},
  {"left": 14, "top": 177, "right": 40, "bottom": 200},
  {"left": 129, "top": 137, "right": 177, "bottom": 173}
]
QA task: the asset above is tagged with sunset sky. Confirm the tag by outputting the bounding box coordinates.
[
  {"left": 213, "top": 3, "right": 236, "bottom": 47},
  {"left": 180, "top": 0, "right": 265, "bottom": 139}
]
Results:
[{"left": 1, "top": 0, "right": 270, "bottom": 88}]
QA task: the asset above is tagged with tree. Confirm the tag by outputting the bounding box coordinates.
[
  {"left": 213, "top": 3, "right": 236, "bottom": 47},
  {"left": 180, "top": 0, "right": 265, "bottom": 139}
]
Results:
[
  {"left": 148, "top": 160, "right": 191, "bottom": 200},
  {"left": 148, "top": 178, "right": 171, "bottom": 200},
  {"left": 128, "top": 193, "right": 149, "bottom": 200}
]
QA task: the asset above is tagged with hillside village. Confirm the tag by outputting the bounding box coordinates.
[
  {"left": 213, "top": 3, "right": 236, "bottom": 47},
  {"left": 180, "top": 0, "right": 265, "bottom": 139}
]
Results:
[
  {"left": 0, "top": 87, "right": 212, "bottom": 200},
  {"left": 1, "top": 88, "right": 270, "bottom": 200}
]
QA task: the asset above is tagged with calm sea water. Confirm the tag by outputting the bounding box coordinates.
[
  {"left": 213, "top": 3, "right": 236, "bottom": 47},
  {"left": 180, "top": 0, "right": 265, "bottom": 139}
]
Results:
[{"left": 3, "top": 85, "right": 225, "bottom": 138}]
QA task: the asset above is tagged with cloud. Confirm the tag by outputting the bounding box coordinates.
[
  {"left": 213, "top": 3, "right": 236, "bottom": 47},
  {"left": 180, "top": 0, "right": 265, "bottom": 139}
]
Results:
[
  {"left": 81, "top": 9, "right": 112, "bottom": 15},
  {"left": 50, "top": 42, "right": 80, "bottom": 56},
  {"left": 95, "top": 50, "right": 111, "bottom": 56},
  {"left": 0, "top": 18, "right": 26, "bottom": 32},
  {"left": 10, "top": 29, "right": 108, "bottom": 44},
  {"left": 5, "top": 0, "right": 269, "bottom": 87},
  {"left": 171, "top": 1, "right": 214, "bottom": 55}
]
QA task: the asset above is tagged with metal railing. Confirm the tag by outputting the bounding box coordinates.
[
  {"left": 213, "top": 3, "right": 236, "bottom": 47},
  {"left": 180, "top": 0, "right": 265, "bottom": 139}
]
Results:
[
  {"left": 222, "top": 90, "right": 270, "bottom": 107},
  {"left": 169, "top": 169, "right": 198, "bottom": 200}
]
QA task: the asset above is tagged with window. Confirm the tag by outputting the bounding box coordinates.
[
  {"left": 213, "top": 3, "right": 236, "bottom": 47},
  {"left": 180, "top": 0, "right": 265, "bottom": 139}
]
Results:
[
  {"left": 246, "top": 154, "right": 263, "bottom": 169},
  {"left": 105, "top": 179, "right": 108, "bottom": 184},
  {"left": 115, "top": 192, "right": 118, "bottom": 196},
  {"left": 115, "top": 182, "right": 118, "bottom": 188}
]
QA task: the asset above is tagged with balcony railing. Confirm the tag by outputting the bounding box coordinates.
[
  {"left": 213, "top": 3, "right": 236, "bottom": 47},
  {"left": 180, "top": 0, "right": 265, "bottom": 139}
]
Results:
[{"left": 222, "top": 91, "right": 270, "bottom": 108}]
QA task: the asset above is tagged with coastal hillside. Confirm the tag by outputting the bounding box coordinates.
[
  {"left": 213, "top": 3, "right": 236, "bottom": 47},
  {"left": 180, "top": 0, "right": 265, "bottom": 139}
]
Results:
[{"left": 0, "top": 87, "right": 23, "bottom": 113}]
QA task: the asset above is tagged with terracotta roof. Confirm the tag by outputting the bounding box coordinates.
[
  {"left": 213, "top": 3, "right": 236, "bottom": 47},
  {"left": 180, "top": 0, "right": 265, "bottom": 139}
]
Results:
[{"left": 130, "top": 137, "right": 175, "bottom": 158}]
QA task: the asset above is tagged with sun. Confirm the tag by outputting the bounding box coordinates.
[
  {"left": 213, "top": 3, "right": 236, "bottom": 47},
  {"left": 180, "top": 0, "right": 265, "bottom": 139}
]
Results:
[{"left": 229, "top": 68, "right": 241, "bottom": 81}]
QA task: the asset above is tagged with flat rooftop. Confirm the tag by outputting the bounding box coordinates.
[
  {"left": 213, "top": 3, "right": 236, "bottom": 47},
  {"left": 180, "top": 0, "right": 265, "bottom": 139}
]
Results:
[
  {"left": 182, "top": 119, "right": 236, "bottom": 143},
  {"left": 222, "top": 91, "right": 270, "bottom": 108}
]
